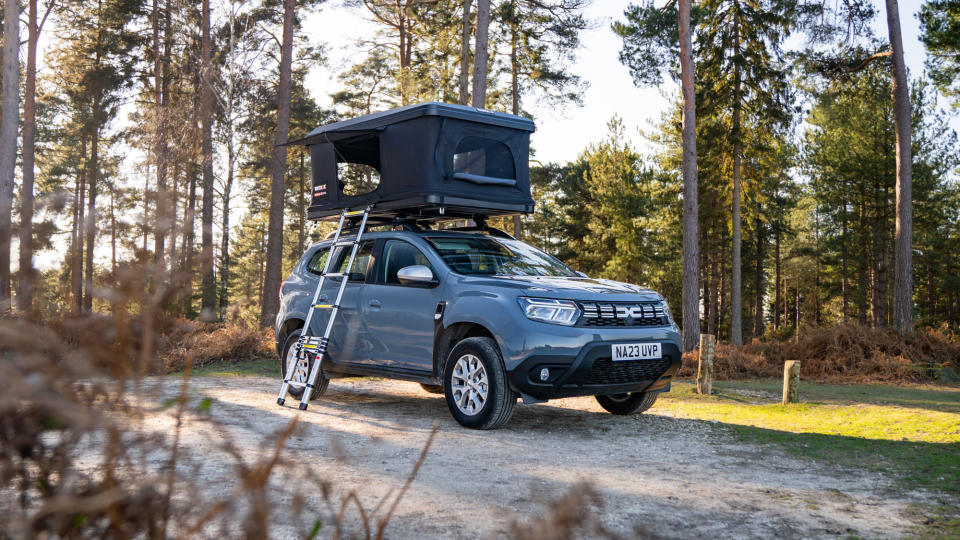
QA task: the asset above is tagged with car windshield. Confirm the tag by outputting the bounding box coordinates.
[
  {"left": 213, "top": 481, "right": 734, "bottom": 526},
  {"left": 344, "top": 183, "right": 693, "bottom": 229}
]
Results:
[{"left": 425, "top": 235, "right": 577, "bottom": 277}]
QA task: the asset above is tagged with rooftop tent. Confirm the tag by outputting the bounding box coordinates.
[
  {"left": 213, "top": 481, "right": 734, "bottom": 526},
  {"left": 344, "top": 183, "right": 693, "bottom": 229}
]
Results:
[{"left": 286, "top": 102, "right": 536, "bottom": 222}]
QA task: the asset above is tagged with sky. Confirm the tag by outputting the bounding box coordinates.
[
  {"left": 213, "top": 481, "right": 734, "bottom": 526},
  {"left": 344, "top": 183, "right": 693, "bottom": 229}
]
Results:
[
  {"left": 28, "top": 0, "right": 958, "bottom": 272},
  {"left": 304, "top": 0, "right": 956, "bottom": 164}
]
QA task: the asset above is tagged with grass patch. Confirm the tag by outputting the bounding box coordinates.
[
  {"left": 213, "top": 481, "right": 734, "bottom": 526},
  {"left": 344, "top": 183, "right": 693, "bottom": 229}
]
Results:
[
  {"left": 907, "top": 504, "right": 960, "bottom": 539},
  {"left": 659, "top": 380, "right": 960, "bottom": 494}
]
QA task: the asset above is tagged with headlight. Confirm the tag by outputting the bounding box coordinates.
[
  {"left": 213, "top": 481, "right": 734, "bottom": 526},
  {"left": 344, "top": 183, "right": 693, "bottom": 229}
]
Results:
[
  {"left": 661, "top": 299, "right": 673, "bottom": 322},
  {"left": 517, "top": 297, "right": 582, "bottom": 326}
]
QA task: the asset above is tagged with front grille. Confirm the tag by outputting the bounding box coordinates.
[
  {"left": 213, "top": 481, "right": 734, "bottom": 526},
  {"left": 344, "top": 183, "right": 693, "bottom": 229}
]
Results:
[
  {"left": 585, "top": 356, "right": 673, "bottom": 385},
  {"left": 579, "top": 302, "right": 668, "bottom": 328},
  {"left": 583, "top": 317, "right": 665, "bottom": 327}
]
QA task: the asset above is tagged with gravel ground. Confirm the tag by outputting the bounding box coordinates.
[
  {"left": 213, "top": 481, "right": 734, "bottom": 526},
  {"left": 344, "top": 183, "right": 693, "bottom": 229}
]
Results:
[{"left": 133, "top": 375, "right": 936, "bottom": 539}]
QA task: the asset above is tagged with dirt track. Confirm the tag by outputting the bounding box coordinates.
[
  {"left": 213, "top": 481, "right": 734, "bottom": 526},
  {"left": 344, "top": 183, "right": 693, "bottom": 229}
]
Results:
[{"left": 138, "top": 375, "right": 936, "bottom": 539}]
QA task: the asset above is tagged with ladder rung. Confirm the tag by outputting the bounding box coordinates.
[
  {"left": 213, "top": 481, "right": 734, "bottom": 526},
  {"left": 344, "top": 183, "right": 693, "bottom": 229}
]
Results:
[
  {"left": 345, "top": 209, "right": 366, "bottom": 216},
  {"left": 322, "top": 272, "right": 345, "bottom": 279},
  {"left": 335, "top": 240, "right": 357, "bottom": 247},
  {"left": 314, "top": 304, "right": 337, "bottom": 309}
]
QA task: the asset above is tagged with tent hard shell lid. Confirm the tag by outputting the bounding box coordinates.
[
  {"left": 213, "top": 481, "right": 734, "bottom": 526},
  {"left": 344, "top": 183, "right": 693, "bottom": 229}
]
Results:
[{"left": 285, "top": 102, "right": 536, "bottom": 222}]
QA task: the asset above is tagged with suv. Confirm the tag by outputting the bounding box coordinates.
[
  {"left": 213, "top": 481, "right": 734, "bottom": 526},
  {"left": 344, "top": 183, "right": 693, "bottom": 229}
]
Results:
[{"left": 276, "top": 227, "right": 682, "bottom": 429}]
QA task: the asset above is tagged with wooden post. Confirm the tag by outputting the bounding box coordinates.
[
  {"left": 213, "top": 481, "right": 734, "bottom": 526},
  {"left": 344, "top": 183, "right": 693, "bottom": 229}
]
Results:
[
  {"left": 782, "top": 360, "right": 800, "bottom": 404},
  {"left": 697, "top": 334, "right": 716, "bottom": 395}
]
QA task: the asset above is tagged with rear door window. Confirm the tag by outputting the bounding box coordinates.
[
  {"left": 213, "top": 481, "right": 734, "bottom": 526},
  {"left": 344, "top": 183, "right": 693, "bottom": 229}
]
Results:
[
  {"left": 334, "top": 241, "right": 374, "bottom": 282},
  {"left": 306, "top": 249, "right": 331, "bottom": 275}
]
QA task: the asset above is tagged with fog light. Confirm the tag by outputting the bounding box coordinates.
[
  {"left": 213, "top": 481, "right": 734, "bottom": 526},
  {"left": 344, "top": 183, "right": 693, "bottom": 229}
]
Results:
[{"left": 539, "top": 368, "right": 550, "bottom": 381}]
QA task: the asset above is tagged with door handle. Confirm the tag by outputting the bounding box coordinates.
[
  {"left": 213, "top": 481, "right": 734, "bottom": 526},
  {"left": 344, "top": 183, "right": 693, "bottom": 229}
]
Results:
[{"left": 369, "top": 299, "right": 382, "bottom": 310}]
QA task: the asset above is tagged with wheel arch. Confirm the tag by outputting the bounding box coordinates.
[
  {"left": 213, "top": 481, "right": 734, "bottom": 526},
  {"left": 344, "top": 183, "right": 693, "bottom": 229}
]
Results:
[
  {"left": 277, "top": 317, "right": 305, "bottom": 356},
  {"left": 433, "top": 321, "right": 496, "bottom": 377}
]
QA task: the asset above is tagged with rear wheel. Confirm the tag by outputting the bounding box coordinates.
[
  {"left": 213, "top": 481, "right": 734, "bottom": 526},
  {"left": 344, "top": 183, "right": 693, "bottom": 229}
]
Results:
[
  {"left": 443, "top": 337, "right": 516, "bottom": 429},
  {"left": 280, "top": 329, "right": 328, "bottom": 401},
  {"left": 595, "top": 392, "right": 658, "bottom": 415}
]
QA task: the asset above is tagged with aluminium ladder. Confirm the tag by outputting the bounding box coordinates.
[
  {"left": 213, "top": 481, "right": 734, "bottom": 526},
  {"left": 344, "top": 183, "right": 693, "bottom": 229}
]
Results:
[{"left": 276, "top": 205, "right": 373, "bottom": 410}]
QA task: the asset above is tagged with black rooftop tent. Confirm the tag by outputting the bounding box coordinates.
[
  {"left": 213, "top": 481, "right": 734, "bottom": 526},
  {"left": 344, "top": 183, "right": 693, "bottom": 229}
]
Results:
[{"left": 286, "top": 102, "right": 536, "bottom": 222}]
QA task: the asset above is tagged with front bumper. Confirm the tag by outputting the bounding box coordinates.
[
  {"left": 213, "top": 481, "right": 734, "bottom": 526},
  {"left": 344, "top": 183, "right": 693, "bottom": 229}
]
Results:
[{"left": 507, "top": 340, "right": 682, "bottom": 400}]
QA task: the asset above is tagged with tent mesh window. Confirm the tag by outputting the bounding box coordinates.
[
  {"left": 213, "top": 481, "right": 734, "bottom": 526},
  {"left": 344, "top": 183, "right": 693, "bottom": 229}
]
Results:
[{"left": 452, "top": 137, "right": 516, "bottom": 181}]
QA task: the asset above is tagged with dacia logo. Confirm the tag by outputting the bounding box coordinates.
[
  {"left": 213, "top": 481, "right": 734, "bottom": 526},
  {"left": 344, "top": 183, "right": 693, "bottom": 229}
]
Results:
[{"left": 615, "top": 305, "right": 647, "bottom": 319}]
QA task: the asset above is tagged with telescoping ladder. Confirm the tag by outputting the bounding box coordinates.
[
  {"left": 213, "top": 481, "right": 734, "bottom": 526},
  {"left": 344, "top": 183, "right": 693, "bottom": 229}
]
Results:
[{"left": 276, "top": 206, "right": 373, "bottom": 410}]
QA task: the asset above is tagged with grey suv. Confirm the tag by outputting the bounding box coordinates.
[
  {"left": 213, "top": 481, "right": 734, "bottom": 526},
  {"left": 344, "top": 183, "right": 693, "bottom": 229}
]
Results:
[{"left": 276, "top": 227, "right": 682, "bottom": 429}]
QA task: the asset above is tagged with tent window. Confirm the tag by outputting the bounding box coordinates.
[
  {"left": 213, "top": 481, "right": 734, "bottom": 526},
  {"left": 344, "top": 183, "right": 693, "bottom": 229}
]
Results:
[
  {"left": 333, "top": 132, "right": 381, "bottom": 196},
  {"left": 453, "top": 137, "right": 515, "bottom": 180},
  {"left": 338, "top": 163, "right": 380, "bottom": 196}
]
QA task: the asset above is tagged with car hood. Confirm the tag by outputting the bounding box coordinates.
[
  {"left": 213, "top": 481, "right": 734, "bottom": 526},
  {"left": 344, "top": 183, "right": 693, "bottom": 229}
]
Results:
[{"left": 457, "top": 275, "right": 664, "bottom": 302}]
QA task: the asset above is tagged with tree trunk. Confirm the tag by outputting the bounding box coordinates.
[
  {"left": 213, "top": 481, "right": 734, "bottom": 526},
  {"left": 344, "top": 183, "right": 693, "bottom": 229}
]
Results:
[
  {"left": 110, "top": 186, "right": 117, "bottom": 274},
  {"left": 182, "top": 173, "right": 196, "bottom": 316},
  {"left": 83, "top": 126, "right": 100, "bottom": 312},
  {"left": 199, "top": 0, "right": 216, "bottom": 320},
  {"left": 754, "top": 216, "right": 764, "bottom": 338},
  {"left": 886, "top": 0, "right": 913, "bottom": 333},
  {"left": 0, "top": 0, "right": 19, "bottom": 305},
  {"left": 841, "top": 203, "right": 849, "bottom": 322},
  {"left": 679, "top": 0, "right": 700, "bottom": 352},
  {"left": 71, "top": 138, "right": 87, "bottom": 315},
  {"left": 510, "top": 27, "right": 524, "bottom": 239},
  {"left": 730, "top": 63, "right": 743, "bottom": 345},
  {"left": 220, "top": 142, "right": 234, "bottom": 321},
  {"left": 471, "top": 0, "right": 491, "bottom": 108},
  {"left": 298, "top": 149, "right": 306, "bottom": 254},
  {"left": 774, "top": 224, "right": 781, "bottom": 329},
  {"left": 153, "top": 0, "right": 170, "bottom": 264},
  {"left": 260, "top": 0, "right": 295, "bottom": 327},
  {"left": 18, "top": 0, "right": 39, "bottom": 313},
  {"left": 458, "top": 0, "right": 472, "bottom": 105}
]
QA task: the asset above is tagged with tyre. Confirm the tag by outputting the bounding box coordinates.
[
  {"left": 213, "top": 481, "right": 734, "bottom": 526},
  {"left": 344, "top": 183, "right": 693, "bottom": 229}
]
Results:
[
  {"left": 443, "top": 337, "right": 517, "bottom": 429},
  {"left": 419, "top": 383, "right": 444, "bottom": 394},
  {"left": 595, "top": 392, "right": 658, "bottom": 415},
  {"left": 280, "top": 329, "right": 328, "bottom": 401}
]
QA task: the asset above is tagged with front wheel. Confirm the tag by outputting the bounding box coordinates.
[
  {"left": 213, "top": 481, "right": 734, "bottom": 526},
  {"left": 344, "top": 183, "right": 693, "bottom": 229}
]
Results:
[
  {"left": 595, "top": 392, "right": 658, "bottom": 415},
  {"left": 280, "top": 329, "right": 328, "bottom": 401},
  {"left": 444, "top": 337, "right": 517, "bottom": 429}
]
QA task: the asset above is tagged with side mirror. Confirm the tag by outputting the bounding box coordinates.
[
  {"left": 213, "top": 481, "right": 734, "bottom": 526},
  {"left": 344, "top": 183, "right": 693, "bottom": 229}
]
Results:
[
  {"left": 397, "top": 265, "right": 437, "bottom": 286},
  {"left": 576, "top": 271, "right": 588, "bottom": 278}
]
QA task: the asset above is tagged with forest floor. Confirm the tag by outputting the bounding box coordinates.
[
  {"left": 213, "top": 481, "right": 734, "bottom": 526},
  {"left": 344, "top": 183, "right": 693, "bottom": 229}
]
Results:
[{"left": 134, "top": 364, "right": 959, "bottom": 539}]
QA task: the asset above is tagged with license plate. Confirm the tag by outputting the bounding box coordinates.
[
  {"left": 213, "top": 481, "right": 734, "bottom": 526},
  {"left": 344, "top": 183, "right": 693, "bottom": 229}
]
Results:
[{"left": 612, "top": 342, "right": 661, "bottom": 361}]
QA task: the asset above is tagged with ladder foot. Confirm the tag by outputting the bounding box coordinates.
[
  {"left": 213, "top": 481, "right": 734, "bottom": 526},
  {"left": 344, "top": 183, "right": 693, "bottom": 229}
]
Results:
[
  {"left": 298, "top": 402, "right": 308, "bottom": 411},
  {"left": 277, "top": 397, "right": 285, "bottom": 406}
]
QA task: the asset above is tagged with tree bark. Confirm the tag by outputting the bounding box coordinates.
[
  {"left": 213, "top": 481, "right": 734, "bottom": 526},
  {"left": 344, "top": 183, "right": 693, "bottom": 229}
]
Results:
[
  {"left": 260, "top": 0, "right": 295, "bottom": 327},
  {"left": 885, "top": 0, "right": 913, "bottom": 333},
  {"left": 458, "top": 0, "right": 472, "bottom": 105},
  {"left": 471, "top": 0, "right": 491, "bottom": 108},
  {"left": 678, "top": 0, "right": 700, "bottom": 352},
  {"left": 199, "top": 0, "right": 216, "bottom": 320},
  {"left": 0, "top": 0, "right": 19, "bottom": 305}
]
